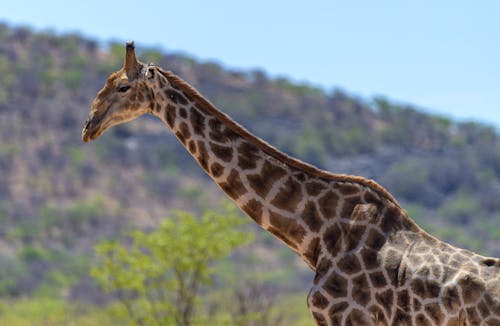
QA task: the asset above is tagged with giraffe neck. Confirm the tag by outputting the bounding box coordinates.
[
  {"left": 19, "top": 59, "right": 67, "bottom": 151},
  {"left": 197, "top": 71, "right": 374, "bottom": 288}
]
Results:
[{"left": 151, "top": 69, "right": 420, "bottom": 270}]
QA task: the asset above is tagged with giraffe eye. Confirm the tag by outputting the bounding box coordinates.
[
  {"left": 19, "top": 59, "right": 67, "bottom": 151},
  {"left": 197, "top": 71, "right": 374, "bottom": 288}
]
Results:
[{"left": 118, "top": 85, "right": 131, "bottom": 92}]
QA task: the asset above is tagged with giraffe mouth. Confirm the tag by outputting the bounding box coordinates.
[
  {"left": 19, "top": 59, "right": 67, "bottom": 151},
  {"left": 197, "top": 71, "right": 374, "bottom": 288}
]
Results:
[
  {"left": 82, "top": 115, "right": 104, "bottom": 142},
  {"left": 82, "top": 127, "right": 100, "bottom": 142},
  {"left": 82, "top": 112, "right": 124, "bottom": 142}
]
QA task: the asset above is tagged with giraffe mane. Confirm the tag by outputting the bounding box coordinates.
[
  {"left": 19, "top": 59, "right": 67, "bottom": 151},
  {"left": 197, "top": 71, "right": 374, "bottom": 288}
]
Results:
[{"left": 158, "top": 68, "right": 401, "bottom": 208}]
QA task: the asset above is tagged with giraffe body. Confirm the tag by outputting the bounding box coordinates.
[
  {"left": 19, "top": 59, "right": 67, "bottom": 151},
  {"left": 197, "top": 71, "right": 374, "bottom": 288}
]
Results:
[{"left": 82, "top": 43, "right": 500, "bottom": 325}]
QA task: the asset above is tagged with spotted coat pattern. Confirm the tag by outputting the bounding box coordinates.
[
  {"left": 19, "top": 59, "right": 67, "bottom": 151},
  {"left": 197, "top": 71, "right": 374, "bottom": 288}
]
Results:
[{"left": 83, "top": 44, "right": 500, "bottom": 325}]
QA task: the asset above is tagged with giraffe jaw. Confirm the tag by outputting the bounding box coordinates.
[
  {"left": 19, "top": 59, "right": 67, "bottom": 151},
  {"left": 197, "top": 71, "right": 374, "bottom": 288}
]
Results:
[
  {"left": 82, "top": 115, "right": 106, "bottom": 142},
  {"left": 82, "top": 127, "right": 100, "bottom": 142},
  {"left": 82, "top": 110, "right": 139, "bottom": 142}
]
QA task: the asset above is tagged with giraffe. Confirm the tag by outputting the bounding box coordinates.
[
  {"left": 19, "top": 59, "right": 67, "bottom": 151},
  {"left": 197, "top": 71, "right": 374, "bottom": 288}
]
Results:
[{"left": 82, "top": 42, "right": 500, "bottom": 325}]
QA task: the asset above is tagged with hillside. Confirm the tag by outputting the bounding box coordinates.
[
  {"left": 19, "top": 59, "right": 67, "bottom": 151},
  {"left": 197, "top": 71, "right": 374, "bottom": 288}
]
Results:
[{"left": 0, "top": 23, "right": 499, "bottom": 305}]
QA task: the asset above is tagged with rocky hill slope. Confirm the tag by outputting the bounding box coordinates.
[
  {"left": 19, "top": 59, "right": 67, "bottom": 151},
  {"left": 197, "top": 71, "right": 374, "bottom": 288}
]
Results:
[{"left": 0, "top": 24, "right": 498, "bottom": 300}]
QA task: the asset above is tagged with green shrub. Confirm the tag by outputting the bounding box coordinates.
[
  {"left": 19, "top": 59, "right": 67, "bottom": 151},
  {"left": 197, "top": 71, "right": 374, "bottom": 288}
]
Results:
[
  {"left": 438, "top": 191, "right": 481, "bottom": 224},
  {"left": 18, "top": 245, "right": 49, "bottom": 262},
  {"left": 403, "top": 204, "right": 426, "bottom": 224},
  {"left": 61, "top": 69, "right": 83, "bottom": 91},
  {"left": 0, "top": 256, "right": 27, "bottom": 296},
  {"left": 0, "top": 298, "right": 128, "bottom": 325},
  {"left": 382, "top": 159, "right": 437, "bottom": 205},
  {"left": 91, "top": 207, "right": 253, "bottom": 326},
  {"left": 294, "top": 128, "right": 326, "bottom": 167}
]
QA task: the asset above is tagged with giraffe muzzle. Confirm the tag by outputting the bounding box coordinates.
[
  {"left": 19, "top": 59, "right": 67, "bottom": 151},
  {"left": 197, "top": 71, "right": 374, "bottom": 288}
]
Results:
[{"left": 82, "top": 115, "right": 102, "bottom": 142}]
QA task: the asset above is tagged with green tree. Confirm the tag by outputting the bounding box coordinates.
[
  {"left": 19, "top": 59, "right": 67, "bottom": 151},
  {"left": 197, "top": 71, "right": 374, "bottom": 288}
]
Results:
[
  {"left": 91, "top": 207, "right": 253, "bottom": 326},
  {"left": 438, "top": 191, "right": 481, "bottom": 225},
  {"left": 382, "top": 158, "right": 438, "bottom": 205}
]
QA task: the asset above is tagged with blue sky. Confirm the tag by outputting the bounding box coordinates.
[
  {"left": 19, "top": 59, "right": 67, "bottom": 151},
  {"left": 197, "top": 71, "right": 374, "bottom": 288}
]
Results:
[{"left": 2, "top": 1, "right": 499, "bottom": 126}]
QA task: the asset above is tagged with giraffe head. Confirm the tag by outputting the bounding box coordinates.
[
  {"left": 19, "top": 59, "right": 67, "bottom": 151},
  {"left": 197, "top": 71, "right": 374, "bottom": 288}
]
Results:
[{"left": 82, "top": 41, "right": 157, "bottom": 142}]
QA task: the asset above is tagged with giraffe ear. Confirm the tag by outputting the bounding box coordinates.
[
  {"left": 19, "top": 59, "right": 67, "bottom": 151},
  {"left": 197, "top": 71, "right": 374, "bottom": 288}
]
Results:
[
  {"left": 144, "top": 65, "right": 156, "bottom": 81},
  {"left": 124, "top": 41, "right": 140, "bottom": 79}
]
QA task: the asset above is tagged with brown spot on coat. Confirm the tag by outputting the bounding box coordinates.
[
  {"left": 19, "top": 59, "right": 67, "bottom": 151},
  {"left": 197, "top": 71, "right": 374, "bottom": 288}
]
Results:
[
  {"left": 376, "top": 289, "right": 394, "bottom": 317},
  {"left": 380, "top": 204, "right": 402, "bottom": 233},
  {"left": 305, "top": 181, "right": 326, "bottom": 196},
  {"left": 223, "top": 127, "right": 240, "bottom": 141},
  {"left": 369, "top": 271, "right": 387, "bottom": 288},
  {"left": 329, "top": 301, "right": 349, "bottom": 315},
  {"left": 393, "top": 309, "right": 412, "bottom": 324},
  {"left": 294, "top": 172, "right": 306, "bottom": 182},
  {"left": 333, "top": 182, "right": 360, "bottom": 196},
  {"left": 318, "top": 190, "right": 339, "bottom": 218},
  {"left": 165, "top": 104, "right": 176, "bottom": 128},
  {"left": 361, "top": 247, "right": 380, "bottom": 269},
  {"left": 425, "top": 303, "right": 445, "bottom": 324},
  {"left": 369, "top": 305, "right": 388, "bottom": 325},
  {"left": 218, "top": 169, "right": 247, "bottom": 200},
  {"left": 365, "top": 228, "right": 386, "bottom": 250},
  {"left": 270, "top": 177, "right": 302, "bottom": 212},
  {"left": 137, "top": 92, "right": 144, "bottom": 102},
  {"left": 240, "top": 199, "right": 263, "bottom": 224},
  {"left": 179, "top": 122, "right": 191, "bottom": 140},
  {"left": 413, "top": 297, "right": 422, "bottom": 312},
  {"left": 311, "top": 312, "right": 328, "bottom": 326},
  {"left": 343, "top": 224, "right": 366, "bottom": 251},
  {"left": 175, "top": 131, "right": 186, "bottom": 145},
  {"left": 190, "top": 108, "right": 205, "bottom": 136},
  {"left": 188, "top": 140, "right": 197, "bottom": 154},
  {"left": 209, "top": 142, "right": 233, "bottom": 162},
  {"left": 346, "top": 308, "right": 368, "bottom": 325},
  {"left": 314, "top": 258, "right": 332, "bottom": 284},
  {"left": 324, "top": 271, "right": 348, "bottom": 297},
  {"left": 323, "top": 224, "right": 342, "bottom": 257},
  {"left": 179, "top": 107, "right": 187, "bottom": 118},
  {"left": 477, "top": 300, "right": 490, "bottom": 318},
  {"left": 208, "top": 119, "right": 240, "bottom": 143},
  {"left": 267, "top": 225, "right": 297, "bottom": 250},
  {"left": 458, "top": 275, "right": 484, "bottom": 304},
  {"left": 196, "top": 140, "right": 209, "bottom": 170},
  {"left": 485, "top": 317, "right": 500, "bottom": 326},
  {"left": 237, "top": 142, "right": 261, "bottom": 170},
  {"left": 309, "top": 291, "right": 329, "bottom": 309},
  {"left": 397, "top": 289, "right": 410, "bottom": 310},
  {"left": 158, "top": 75, "right": 166, "bottom": 88},
  {"left": 268, "top": 210, "right": 307, "bottom": 247},
  {"left": 181, "top": 89, "right": 194, "bottom": 102},
  {"left": 337, "top": 254, "right": 362, "bottom": 274},
  {"left": 363, "top": 189, "right": 383, "bottom": 206},
  {"left": 426, "top": 280, "right": 441, "bottom": 299},
  {"left": 301, "top": 201, "right": 323, "bottom": 232},
  {"left": 303, "top": 237, "right": 320, "bottom": 268},
  {"left": 411, "top": 278, "right": 426, "bottom": 298},
  {"left": 169, "top": 80, "right": 180, "bottom": 90},
  {"left": 247, "top": 161, "right": 287, "bottom": 198},
  {"left": 165, "top": 89, "right": 188, "bottom": 105},
  {"left": 208, "top": 118, "right": 226, "bottom": 142},
  {"left": 209, "top": 162, "right": 224, "bottom": 178},
  {"left": 339, "top": 197, "right": 360, "bottom": 218},
  {"left": 352, "top": 273, "right": 371, "bottom": 305},
  {"left": 466, "top": 307, "right": 481, "bottom": 324}
]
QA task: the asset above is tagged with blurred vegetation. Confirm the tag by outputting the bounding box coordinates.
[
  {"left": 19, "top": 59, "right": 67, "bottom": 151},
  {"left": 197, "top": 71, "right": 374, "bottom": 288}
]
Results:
[
  {"left": 0, "top": 294, "right": 312, "bottom": 326},
  {"left": 91, "top": 207, "right": 254, "bottom": 325},
  {"left": 0, "top": 22, "right": 498, "bottom": 323}
]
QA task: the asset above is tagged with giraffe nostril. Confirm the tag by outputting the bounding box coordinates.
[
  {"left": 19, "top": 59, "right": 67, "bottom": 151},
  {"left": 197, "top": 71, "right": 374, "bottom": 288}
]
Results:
[
  {"left": 82, "top": 115, "right": 99, "bottom": 141},
  {"left": 83, "top": 116, "right": 94, "bottom": 132}
]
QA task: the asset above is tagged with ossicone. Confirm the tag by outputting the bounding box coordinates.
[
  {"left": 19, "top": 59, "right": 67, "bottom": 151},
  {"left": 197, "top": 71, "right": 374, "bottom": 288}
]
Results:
[{"left": 124, "top": 41, "right": 140, "bottom": 79}]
